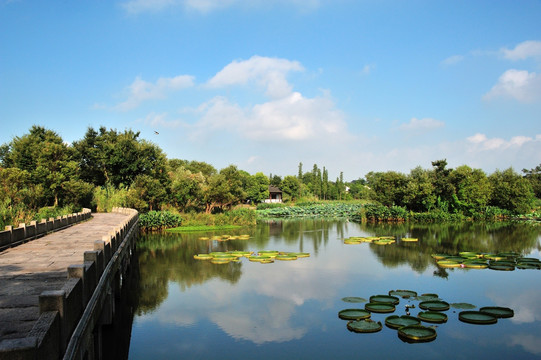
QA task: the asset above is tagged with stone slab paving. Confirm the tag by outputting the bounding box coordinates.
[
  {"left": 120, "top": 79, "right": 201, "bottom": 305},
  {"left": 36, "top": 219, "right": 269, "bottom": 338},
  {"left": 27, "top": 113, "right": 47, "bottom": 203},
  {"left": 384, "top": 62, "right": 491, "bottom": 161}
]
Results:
[{"left": 0, "top": 212, "right": 128, "bottom": 341}]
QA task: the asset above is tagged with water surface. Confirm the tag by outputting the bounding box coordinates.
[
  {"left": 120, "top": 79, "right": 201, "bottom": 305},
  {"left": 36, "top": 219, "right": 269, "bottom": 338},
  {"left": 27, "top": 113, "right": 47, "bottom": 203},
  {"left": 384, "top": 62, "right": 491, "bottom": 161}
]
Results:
[{"left": 128, "top": 220, "right": 541, "bottom": 359}]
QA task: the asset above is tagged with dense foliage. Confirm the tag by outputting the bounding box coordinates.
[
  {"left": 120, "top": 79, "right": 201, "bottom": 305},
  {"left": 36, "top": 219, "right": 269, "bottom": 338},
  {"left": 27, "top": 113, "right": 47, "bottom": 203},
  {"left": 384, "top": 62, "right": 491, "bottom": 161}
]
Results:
[
  {"left": 139, "top": 211, "right": 183, "bottom": 231},
  {"left": 1, "top": 126, "right": 538, "bottom": 228}
]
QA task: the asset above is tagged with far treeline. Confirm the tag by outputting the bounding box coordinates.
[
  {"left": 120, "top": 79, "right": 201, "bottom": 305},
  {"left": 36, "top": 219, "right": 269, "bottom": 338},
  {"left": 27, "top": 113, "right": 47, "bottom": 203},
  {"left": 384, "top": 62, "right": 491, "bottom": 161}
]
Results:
[{"left": 0, "top": 125, "right": 540, "bottom": 228}]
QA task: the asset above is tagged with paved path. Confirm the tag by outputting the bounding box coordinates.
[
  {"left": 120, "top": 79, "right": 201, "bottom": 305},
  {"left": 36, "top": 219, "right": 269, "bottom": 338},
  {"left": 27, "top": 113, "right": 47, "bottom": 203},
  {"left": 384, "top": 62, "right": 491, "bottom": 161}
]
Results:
[{"left": 0, "top": 212, "right": 129, "bottom": 342}]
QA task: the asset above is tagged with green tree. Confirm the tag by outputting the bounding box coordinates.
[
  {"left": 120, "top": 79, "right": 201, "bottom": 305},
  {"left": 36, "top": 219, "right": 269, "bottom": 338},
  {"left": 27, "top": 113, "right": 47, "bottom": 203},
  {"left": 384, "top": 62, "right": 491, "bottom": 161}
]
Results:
[
  {"left": 281, "top": 175, "right": 301, "bottom": 202},
  {"left": 185, "top": 160, "right": 217, "bottom": 177},
  {"left": 245, "top": 172, "right": 269, "bottom": 203},
  {"left": 403, "top": 166, "right": 436, "bottom": 212},
  {"left": 365, "top": 171, "right": 408, "bottom": 206},
  {"left": 126, "top": 174, "right": 168, "bottom": 211},
  {"left": 220, "top": 165, "right": 246, "bottom": 206},
  {"left": 522, "top": 164, "right": 541, "bottom": 198},
  {"left": 170, "top": 167, "right": 205, "bottom": 212},
  {"left": 430, "top": 159, "right": 455, "bottom": 211},
  {"left": 347, "top": 179, "right": 370, "bottom": 200},
  {"left": 2, "top": 125, "right": 81, "bottom": 206},
  {"left": 203, "top": 174, "right": 233, "bottom": 213},
  {"left": 72, "top": 127, "right": 169, "bottom": 188},
  {"left": 449, "top": 165, "right": 491, "bottom": 216},
  {"left": 489, "top": 168, "right": 534, "bottom": 214}
]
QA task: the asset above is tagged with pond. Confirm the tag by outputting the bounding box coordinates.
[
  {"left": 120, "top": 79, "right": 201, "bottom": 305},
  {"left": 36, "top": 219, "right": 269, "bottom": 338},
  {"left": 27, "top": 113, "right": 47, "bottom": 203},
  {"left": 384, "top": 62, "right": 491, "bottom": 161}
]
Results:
[{"left": 127, "top": 219, "right": 541, "bottom": 359}]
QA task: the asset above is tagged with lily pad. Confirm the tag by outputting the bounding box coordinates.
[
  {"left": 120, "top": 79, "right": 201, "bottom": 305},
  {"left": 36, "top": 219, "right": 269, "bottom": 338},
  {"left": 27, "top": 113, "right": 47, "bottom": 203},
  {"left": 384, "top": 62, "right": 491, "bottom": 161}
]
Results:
[
  {"left": 431, "top": 254, "right": 448, "bottom": 260},
  {"left": 373, "top": 239, "right": 396, "bottom": 245},
  {"left": 193, "top": 254, "right": 213, "bottom": 260},
  {"left": 398, "top": 325, "right": 437, "bottom": 343},
  {"left": 437, "top": 260, "right": 461, "bottom": 268},
  {"left": 517, "top": 262, "right": 541, "bottom": 269},
  {"left": 227, "top": 251, "right": 251, "bottom": 257},
  {"left": 416, "top": 294, "right": 439, "bottom": 302},
  {"left": 463, "top": 260, "right": 488, "bottom": 269},
  {"left": 369, "top": 294, "right": 400, "bottom": 305},
  {"left": 459, "top": 311, "right": 497, "bottom": 324},
  {"left": 211, "top": 258, "right": 235, "bottom": 264},
  {"left": 488, "top": 263, "right": 515, "bottom": 271},
  {"left": 451, "top": 302, "right": 476, "bottom": 309},
  {"left": 401, "top": 237, "right": 418, "bottom": 242},
  {"left": 287, "top": 252, "right": 310, "bottom": 258},
  {"left": 389, "top": 289, "right": 417, "bottom": 299},
  {"left": 258, "top": 250, "right": 279, "bottom": 257},
  {"left": 459, "top": 251, "right": 482, "bottom": 258},
  {"left": 417, "top": 311, "right": 447, "bottom": 323},
  {"left": 483, "top": 254, "right": 505, "bottom": 261},
  {"left": 365, "top": 302, "right": 396, "bottom": 313},
  {"left": 385, "top": 315, "right": 420, "bottom": 329},
  {"left": 249, "top": 255, "right": 272, "bottom": 262},
  {"left": 419, "top": 300, "right": 450, "bottom": 311},
  {"left": 347, "top": 319, "right": 382, "bottom": 333},
  {"left": 342, "top": 297, "right": 367, "bottom": 303},
  {"left": 479, "top": 306, "right": 514, "bottom": 318},
  {"left": 275, "top": 254, "right": 298, "bottom": 261},
  {"left": 338, "top": 308, "right": 371, "bottom": 320}
]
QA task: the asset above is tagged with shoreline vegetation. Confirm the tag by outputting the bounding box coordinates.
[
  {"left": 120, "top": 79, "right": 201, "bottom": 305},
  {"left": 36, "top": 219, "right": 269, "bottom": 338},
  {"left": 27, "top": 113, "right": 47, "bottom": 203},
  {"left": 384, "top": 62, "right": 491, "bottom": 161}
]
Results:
[{"left": 1, "top": 126, "right": 540, "bottom": 231}]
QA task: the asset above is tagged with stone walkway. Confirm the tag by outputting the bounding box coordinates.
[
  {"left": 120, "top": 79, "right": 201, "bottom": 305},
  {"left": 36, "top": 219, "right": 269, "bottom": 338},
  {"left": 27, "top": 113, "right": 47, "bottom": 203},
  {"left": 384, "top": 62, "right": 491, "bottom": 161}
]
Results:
[{"left": 0, "top": 212, "right": 129, "bottom": 341}]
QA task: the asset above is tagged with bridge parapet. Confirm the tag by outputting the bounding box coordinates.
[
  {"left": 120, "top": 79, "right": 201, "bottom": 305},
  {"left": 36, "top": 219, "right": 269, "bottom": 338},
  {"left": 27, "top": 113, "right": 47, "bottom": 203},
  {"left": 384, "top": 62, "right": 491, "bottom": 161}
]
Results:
[
  {"left": 0, "top": 208, "right": 139, "bottom": 360},
  {"left": 0, "top": 209, "right": 92, "bottom": 251}
]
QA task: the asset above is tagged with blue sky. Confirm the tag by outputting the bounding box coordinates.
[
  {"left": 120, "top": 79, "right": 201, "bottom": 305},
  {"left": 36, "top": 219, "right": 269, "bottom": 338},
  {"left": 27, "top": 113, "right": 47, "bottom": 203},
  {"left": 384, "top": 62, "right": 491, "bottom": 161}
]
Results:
[{"left": 1, "top": 0, "right": 540, "bottom": 181}]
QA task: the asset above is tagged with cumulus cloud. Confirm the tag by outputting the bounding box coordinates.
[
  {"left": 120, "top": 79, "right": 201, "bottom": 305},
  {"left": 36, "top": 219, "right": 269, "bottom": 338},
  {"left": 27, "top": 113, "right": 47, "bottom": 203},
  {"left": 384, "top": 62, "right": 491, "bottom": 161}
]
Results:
[
  {"left": 483, "top": 69, "right": 541, "bottom": 103},
  {"left": 501, "top": 40, "right": 541, "bottom": 61},
  {"left": 466, "top": 133, "right": 539, "bottom": 151},
  {"left": 115, "top": 75, "right": 194, "bottom": 111},
  {"left": 122, "top": 0, "right": 320, "bottom": 14},
  {"left": 194, "top": 91, "right": 346, "bottom": 141},
  {"left": 206, "top": 55, "right": 304, "bottom": 99},
  {"left": 140, "top": 112, "right": 183, "bottom": 128},
  {"left": 398, "top": 117, "right": 445, "bottom": 131}
]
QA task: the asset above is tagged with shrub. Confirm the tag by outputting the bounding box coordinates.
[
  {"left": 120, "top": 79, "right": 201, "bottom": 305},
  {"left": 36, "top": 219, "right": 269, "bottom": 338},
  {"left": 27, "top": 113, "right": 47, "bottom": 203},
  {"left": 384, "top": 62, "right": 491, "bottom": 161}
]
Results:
[{"left": 139, "top": 211, "right": 183, "bottom": 231}]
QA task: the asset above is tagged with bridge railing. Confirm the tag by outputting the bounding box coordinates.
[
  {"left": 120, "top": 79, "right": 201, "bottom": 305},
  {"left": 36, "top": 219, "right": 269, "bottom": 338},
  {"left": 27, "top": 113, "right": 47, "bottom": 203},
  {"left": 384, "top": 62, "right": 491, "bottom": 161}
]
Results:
[
  {"left": 0, "top": 207, "right": 139, "bottom": 360},
  {"left": 0, "top": 208, "right": 93, "bottom": 251}
]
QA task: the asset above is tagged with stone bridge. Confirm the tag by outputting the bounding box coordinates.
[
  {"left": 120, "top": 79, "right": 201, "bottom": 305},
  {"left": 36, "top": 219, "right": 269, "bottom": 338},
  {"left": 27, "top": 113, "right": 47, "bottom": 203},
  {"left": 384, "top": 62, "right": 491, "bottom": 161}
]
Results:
[{"left": 0, "top": 208, "right": 138, "bottom": 360}]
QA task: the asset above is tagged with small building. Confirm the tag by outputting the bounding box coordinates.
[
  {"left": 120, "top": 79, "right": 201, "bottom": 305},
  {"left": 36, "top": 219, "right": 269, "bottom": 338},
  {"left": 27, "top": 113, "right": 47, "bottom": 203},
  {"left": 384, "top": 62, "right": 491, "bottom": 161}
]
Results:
[{"left": 265, "top": 185, "right": 283, "bottom": 203}]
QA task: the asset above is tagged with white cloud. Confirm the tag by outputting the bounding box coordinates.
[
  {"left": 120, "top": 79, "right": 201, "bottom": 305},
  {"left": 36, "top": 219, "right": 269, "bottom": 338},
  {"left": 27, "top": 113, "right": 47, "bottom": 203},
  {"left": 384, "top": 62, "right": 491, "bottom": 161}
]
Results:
[
  {"left": 466, "top": 133, "right": 538, "bottom": 151},
  {"left": 194, "top": 91, "right": 346, "bottom": 141},
  {"left": 398, "top": 117, "right": 445, "bottom": 131},
  {"left": 140, "top": 112, "right": 183, "bottom": 128},
  {"left": 511, "top": 334, "right": 541, "bottom": 355},
  {"left": 115, "top": 75, "right": 194, "bottom": 111},
  {"left": 483, "top": 69, "right": 541, "bottom": 103},
  {"left": 206, "top": 55, "right": 304, "bottom": 99},
  {"left": 441, "top": 54, "right": 464, "bottom": 66},
  {"left": 121, "top": 0, "right": 320, "bottom": 14},
  {"left": 501, "top": 40, "right": 541, "bottom": 61}
]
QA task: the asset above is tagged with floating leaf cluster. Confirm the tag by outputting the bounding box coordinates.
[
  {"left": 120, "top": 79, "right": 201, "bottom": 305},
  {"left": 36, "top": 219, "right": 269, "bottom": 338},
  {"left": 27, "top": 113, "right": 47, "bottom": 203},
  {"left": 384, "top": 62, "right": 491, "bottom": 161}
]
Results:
[
  {"left": 344, "top": 236, "right": 418, "bottom": 245},
  {"left": 193, "top": 250, "right": 310, "bottom": 264},
  {"left": 431, "top": 252, "right": 541, "bottom": 270},
  {"left": 338, "top": 289, "right": 514, "bottom": 343}
]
